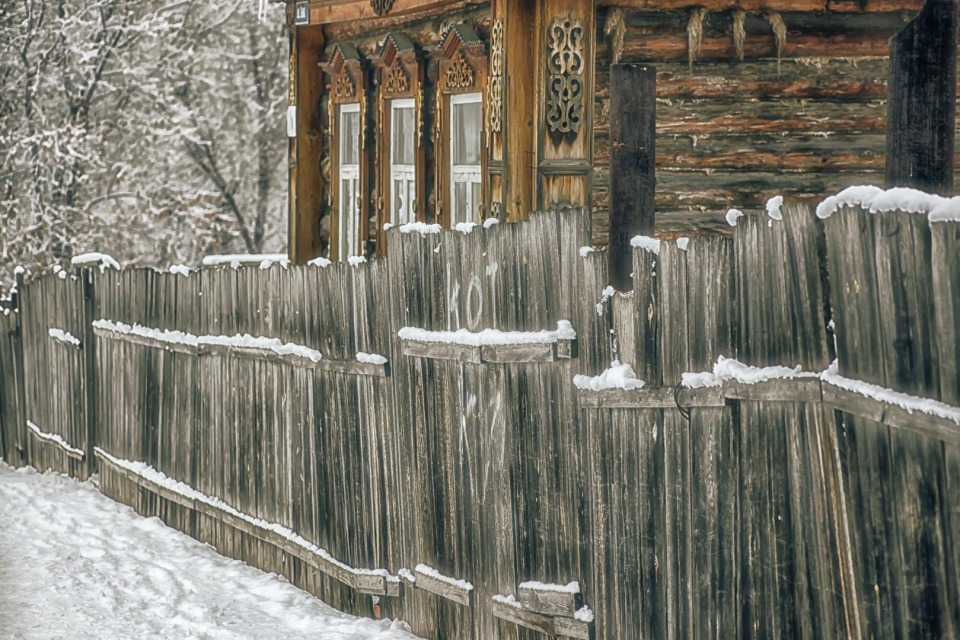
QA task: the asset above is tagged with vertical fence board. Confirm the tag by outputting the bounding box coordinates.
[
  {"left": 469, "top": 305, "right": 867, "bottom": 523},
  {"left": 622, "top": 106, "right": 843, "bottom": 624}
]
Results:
[{"left": 4, "top": 207, "right": 959, "bottom": 640}]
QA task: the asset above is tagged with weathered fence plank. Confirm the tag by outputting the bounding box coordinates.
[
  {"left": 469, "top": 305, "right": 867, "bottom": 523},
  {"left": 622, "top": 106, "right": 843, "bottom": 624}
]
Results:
[{"left": 3, "top": 197, "right": 960, "bottom": 640}]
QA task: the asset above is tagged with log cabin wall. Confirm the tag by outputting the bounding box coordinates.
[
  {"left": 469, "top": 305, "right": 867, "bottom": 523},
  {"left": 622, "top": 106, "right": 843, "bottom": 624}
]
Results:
[{"left": 591, "top": 3, "right": 945, "bottom": 244}]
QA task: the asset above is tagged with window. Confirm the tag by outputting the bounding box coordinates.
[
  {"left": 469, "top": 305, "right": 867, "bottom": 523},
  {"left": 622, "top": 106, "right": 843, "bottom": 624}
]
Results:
[
  {"left": 450, "top": 92, "right": 483, "bottom": 226},
  {"left": 390, "top": 99, "right": 416, "bottom": 226},
  {"left": 339, "top": 103, "right": 361, "bottom": 260}
]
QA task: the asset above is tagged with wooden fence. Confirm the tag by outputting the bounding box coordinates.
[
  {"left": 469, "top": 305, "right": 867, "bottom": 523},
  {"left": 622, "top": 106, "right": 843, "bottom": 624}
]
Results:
[{"left": 1, "top": 198, "right": 958, "bottom": 639}]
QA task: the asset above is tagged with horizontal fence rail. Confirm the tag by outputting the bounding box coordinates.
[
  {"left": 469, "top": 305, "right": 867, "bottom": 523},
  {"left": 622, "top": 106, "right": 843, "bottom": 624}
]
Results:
[{"left": 1, "top": 191, "right": 959, "bottom": 639}]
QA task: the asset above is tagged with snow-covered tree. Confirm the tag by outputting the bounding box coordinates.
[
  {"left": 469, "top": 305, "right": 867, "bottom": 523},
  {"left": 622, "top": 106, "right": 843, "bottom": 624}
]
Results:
[{"left": 0, "top": 0, "right": 288, "bottom": 282}]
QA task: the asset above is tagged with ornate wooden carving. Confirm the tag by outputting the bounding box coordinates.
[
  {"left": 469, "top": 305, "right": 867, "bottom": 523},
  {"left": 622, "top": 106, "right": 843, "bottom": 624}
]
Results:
[
  {"left": 416, "top": 81, "right": 424, "bottom": 144},
  {"left": 487, "top": 18, "right": 504, "bottom": 133},
  {"left": 546, "top": 17, "right": 585, "bottom": 134},
  {"left": 385, "top": 66, "right": 409, "bottom": 94},
  {"left": 445, "top": 52, "right": 475, "bottom": 90},
  {"left": 335, "top": 74, "right": 356, "bottom": 101},
  {"left": 370, "top": 0, "right": 394, "bottom": 15}
]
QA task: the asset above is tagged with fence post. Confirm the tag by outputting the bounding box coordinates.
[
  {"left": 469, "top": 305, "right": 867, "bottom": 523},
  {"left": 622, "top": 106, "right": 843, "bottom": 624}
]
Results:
[
  {"left": 13, "top": 269, "right": 27, "bottom": 465},
  {"left": 885, "top": 0, "right": 958, "bottom": 195},
  {"left": 608, "top": 63, "right": 656, "bottom": 292},
  {"left": 80, "top": 268, "right": 98, "bottom": 476}
]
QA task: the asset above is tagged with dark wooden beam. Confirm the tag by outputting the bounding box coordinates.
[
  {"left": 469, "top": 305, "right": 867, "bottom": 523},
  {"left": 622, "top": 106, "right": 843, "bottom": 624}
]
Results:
[
  {"left": 608, "top": 64, "right": 656, "bottom": 292},
  {"left": 885, "top": 0, "right": 958, "bottom": 195},
  {"left": 309, "top": 0, "right": 486, "bottom": 25},
  {"left": 598, "top": 0, "right": 922, "bottom": 10},
  {"left": 598, "top": 29, "right": 902, "bottom": 62}
]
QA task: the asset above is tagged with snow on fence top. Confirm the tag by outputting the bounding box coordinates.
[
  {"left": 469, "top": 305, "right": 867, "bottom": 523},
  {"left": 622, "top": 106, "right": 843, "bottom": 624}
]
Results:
[
  {"left": 398, "top": 221, "right": 442, "bottom": 235},
  {"left": 518, "top": 580, "right": 581, "bottom": 594},
  {"left": 96, "top": 448, "right": 394, "bottom": 588},
  {"left": 26, "top": 420, "right": 85, "bottom": 459},
  {"left": 92, "top": 319, "right": 392, "bottom": 370},
  {"left": 630, "top": 235, "right": 660, "bottom": 254},
  {"left": 71, "top": 252, "right": 120, "bottom": 271},
  {"left": 573, "top": 362, "right": 645, "bottom": 391},
  {"left": 48, "top": 328, "right": 81, "bottom": 347},
  {"left": 766, "top": 195, "right": 784, "bottom": 221},
  {"left": 821, "top": 361, "right": 960, "bottom": 425},
  {"left": 725, "top": 209, "right": 744, "bottom": 226},
  {"left": 414, "top": 564, "right": 474, "bottom": 592},
  {"left": 398, "top": 321, "right": 576, "bottom": 346},
  {"left": 816, "top": 185, "right": 960, "bottom": 222},
  {"left": 575, "top": 606, "right": 595, "bottom": 623},
  {"left": 93, "top": 319, "right": 200, "bottom": 348},
  {"left": 201, "top": 253, "right": 288, "bottom": 268},
  {"left": 681, "top": 356, "right": 816, "bottom": 389}
]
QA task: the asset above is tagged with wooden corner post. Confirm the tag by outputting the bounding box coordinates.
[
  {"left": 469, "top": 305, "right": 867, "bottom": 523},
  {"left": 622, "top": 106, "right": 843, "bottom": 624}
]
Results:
[
  {"left": 288, "top": 10, "right": 326, "bottom": 264},
  {"left": 886, "top": 0, "right": 958, "bottom": 195},
  {"left": 491, "top": 0, "right": 536, "bottom": 222},
  {"left": 608, "top": 63, "right": 656, "bottom": 292}
]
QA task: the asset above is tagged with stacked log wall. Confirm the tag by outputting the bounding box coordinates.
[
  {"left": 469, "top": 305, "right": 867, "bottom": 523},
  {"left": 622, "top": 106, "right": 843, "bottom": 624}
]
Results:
[{"left": 591, "top": 6, "right": 957, "bottom": 241}]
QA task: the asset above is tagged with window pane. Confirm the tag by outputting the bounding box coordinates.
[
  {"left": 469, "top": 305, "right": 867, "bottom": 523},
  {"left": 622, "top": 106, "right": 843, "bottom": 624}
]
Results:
[
  {"left": 406, "top": 181, "right": 416, "bottom": 224},
  {"left": 340, "top": 109, "right": 359, "bottom": 165},
  {"left": 471, "top": 181, "right": 482, "bottom": 218},
  {"left": 454, "top": 182, "right": 468, "bottom": 226},
  {"left": 392, "top": 106, "right": 415, "bottom": 165},
  {"left": 452, "top": 101, "right": 482, "bottom": 166},
  {"left": 393, "top": 178, "right": 405, "bottom": 224},
  {"left": 340, "top": 177, "right": 357, "bottom": 258}
]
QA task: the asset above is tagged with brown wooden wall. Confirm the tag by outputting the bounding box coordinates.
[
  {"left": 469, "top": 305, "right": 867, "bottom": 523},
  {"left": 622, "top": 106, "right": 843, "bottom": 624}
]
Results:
[{"left": 590, "top": 7, "right": 957, "bottom": 243}]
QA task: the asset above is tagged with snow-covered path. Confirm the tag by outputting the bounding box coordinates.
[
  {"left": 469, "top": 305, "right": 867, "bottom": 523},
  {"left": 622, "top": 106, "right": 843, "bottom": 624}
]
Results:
[{"left": 0, "top": 463, "right": 419, "bottom": 640}]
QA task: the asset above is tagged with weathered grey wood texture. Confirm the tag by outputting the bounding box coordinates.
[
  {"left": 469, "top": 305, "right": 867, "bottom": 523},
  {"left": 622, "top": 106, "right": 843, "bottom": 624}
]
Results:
[
  {"left": 886, "top": 0, "right": 958, "bottom": 195},
  {"left": 1, "top": 204, "right": 959, "bottom": 639}
]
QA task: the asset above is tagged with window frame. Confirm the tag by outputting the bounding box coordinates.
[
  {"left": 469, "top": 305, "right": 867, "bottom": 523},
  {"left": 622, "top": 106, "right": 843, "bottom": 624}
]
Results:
[
  {"left": 321, "top": 43, "right": 370, "bottom": 263},
  {"left": 338, "top": 102, "right": 362, "bottom": 259},
  {"left": 371, "top": 33, "right": 425, "bottom": 255},
  {"left": 449, "top": 92, "right": 484, "bottom": 226},
  {"left": 390, "top": 98, "right": 417, "bottom": 227},
  {"left": 432, "top": 25, "right": 489, "bottom": 229}
]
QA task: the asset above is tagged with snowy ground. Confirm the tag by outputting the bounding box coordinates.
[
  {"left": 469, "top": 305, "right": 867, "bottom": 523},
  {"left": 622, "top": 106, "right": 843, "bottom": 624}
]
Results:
[{"left": 0, "top": 462, "right": 420, "bottom": 640}]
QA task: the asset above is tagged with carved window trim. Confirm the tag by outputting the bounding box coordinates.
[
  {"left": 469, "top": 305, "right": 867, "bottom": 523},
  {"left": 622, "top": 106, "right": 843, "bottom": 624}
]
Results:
[
  {"left": 372, "top": 33, "right": 425, "bottom": 254},
  {"left": 432, "top": 24, "right": 488, "bottom": 228},
  {"left": 546, "top": 17, "right": 585, "bottom": 135},
  {"left": 487, "top": 18, "right": 504, "bottom": 135},
  {"left": 321, "top": 43, "right": 371, "bottom": 262}
]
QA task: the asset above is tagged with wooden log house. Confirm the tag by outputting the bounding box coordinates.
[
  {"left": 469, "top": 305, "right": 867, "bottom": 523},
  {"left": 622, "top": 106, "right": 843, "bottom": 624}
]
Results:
[{"left": 285, "top": 0, "right": 939, "bottom": 262}]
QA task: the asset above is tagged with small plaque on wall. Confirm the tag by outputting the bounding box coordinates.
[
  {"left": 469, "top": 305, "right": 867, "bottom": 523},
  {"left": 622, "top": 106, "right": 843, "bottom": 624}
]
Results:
[
  {"left": 294, "top": 1, "right": 310, "bottom": 26},
  {"left": 287, "top": 106, "right": 297, "bottom": 137}
]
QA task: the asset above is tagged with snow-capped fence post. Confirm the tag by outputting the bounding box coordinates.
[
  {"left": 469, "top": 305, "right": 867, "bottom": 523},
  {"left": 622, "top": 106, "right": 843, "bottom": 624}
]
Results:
[
  {"left": 886, "top": 0, "right": 958, "bottom": 195},
  {"left": 80, "top": 268, "right": 99, "bottom": 477},
  {"left": 608, "top": 63, "right": 656, "bottom": 292},
  {"left": 12, "top": 268, "right": 27, "bottom": 465}
]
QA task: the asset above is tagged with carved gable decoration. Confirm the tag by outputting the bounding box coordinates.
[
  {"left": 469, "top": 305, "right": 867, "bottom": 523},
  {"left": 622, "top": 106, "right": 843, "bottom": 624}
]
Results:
[
  {"left": 321, "top": 43, "right": 365, "bottom": 104},
  {"left": 373, "top": 32, "right": 419, "bottom": 99},
  {"left": 432, "top": 23, "right": 487, "bottom": 94}
]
